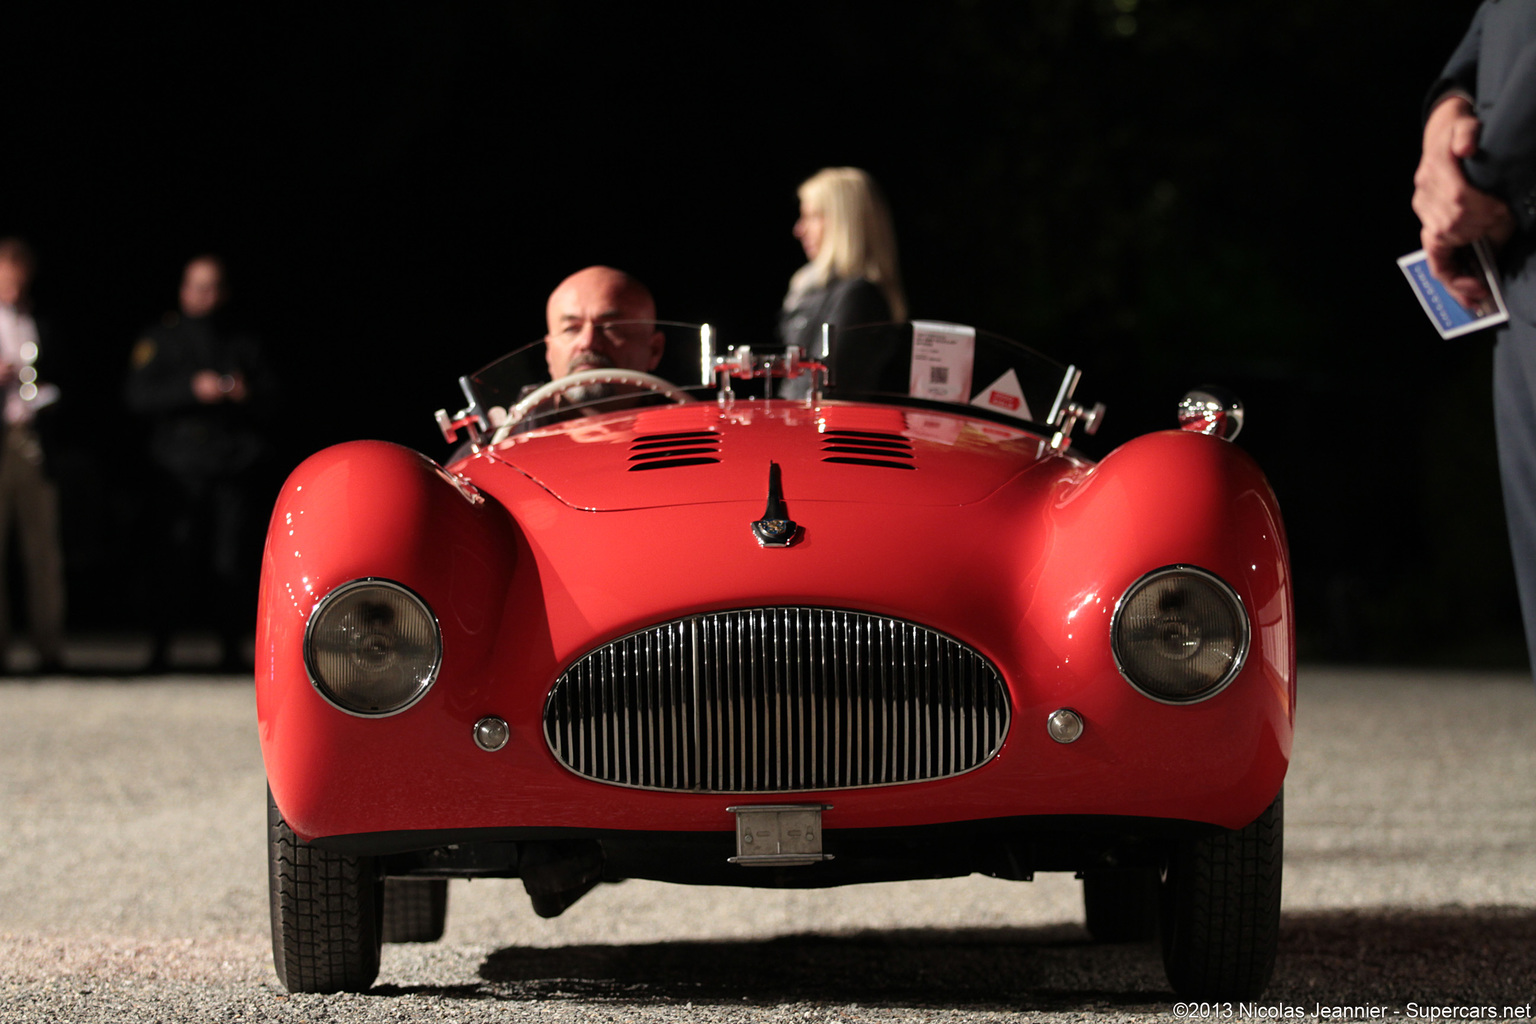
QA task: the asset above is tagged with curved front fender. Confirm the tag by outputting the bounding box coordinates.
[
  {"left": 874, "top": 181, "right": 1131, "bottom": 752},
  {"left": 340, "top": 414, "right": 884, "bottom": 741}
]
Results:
[{"left": 256, "top": 440, "right": 518, "bottom": 838}]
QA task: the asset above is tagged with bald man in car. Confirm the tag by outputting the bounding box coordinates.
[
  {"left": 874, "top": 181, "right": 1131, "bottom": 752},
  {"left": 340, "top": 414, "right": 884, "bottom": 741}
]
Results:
[{"left": 543, "top": 266, "right": 665, "bottom": 404}]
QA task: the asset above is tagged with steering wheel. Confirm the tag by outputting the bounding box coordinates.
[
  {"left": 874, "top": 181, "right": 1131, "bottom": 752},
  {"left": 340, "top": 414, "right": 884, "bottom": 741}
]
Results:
[{"left": 501, "top": 368, "right": 693, "bottom": 433}]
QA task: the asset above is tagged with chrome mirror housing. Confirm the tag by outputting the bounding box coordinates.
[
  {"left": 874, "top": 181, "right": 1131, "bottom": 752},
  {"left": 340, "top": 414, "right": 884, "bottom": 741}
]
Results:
[{"left": 1178, "top": 387, "right": 1244, "bottom": 441}]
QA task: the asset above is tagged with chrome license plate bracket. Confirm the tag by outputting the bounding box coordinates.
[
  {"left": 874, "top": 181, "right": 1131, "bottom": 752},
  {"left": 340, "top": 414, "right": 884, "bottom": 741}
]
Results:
[{"left": 727, "top": 804, "right": 833, "bottom": 867}]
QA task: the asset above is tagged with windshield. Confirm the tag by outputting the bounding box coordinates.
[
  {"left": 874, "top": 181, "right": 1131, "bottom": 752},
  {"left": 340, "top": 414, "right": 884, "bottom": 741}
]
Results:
[
  {"left": 441, "top": 320, "right": 1086, "bottom": 441},
  {"left": 819, "top": 321, "right": 1081, "bottom": 430}
]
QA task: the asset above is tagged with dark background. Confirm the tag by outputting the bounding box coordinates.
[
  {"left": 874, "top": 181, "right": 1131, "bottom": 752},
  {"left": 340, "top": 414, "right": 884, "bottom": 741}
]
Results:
[{"left": 5, "top": 0, "right": 1520, "bottom": 667}]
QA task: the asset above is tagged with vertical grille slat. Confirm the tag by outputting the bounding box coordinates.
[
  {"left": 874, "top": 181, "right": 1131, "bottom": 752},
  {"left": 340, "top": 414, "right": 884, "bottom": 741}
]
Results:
[{"left": 544, "top": 607, "right": 1010, "bottom": 794}]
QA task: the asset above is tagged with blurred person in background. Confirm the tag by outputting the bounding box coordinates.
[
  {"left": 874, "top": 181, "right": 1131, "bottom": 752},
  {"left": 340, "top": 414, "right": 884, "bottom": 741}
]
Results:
[
  {"left": 0, "top": 238, "right": 65, "bottom": 675},
  {"left": 778, "top": 167, "right": 907, "bottom": 398},
  {"left": 1412, "top": 2, "right": 1536, "bottom": 676},
  {"left": 125, "top": 254, "right": 274, "bottom": 673}
]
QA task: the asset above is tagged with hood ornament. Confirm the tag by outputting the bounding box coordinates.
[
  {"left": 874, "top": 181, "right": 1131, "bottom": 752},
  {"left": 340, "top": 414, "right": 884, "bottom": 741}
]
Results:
[{"left": 752, "top": 462, "right": 800, "bottom": 547}]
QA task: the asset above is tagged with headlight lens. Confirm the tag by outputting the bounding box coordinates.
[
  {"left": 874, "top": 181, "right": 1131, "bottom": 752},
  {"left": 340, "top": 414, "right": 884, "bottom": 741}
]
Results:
[
  {"left": 304, "top": 579, "right": 442, "bottom": 715},
  {"left": 1110, "top": 566, "right": 1249, "bottom": 703}
]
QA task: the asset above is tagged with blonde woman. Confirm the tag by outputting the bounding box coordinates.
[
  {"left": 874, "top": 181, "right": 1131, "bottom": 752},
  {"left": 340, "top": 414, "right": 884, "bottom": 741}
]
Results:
[{"left": 779, "top": 167, "right": 906, "bottom": 396}]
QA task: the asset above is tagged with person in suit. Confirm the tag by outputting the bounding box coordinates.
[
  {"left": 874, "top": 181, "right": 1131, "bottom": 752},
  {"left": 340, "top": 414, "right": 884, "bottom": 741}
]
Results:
[
  {"left": 0, "top": 238, "right": 65, "bottom": 674},
  {"left": 778, "top": 167, "right": 907, "bottom": 398},
  {"left": 1413, "top": 0, "right": 1536, "bottom": 671},
  {"left": 125, "top": 255, "right": 275, "bottom": 672}
]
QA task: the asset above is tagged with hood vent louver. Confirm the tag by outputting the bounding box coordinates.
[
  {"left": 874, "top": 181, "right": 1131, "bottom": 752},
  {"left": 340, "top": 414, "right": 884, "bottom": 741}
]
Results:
[
  {"left": 627, "top": 430, "right": 722, "bottom": 471},
  {"left": 820, "top": 429, "right": 916, "bottom": 471}
]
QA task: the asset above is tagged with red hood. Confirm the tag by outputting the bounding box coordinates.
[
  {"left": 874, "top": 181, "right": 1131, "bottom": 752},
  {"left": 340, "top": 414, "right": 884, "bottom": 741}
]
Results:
[{"left": 459, "top": 399, "right": 1072, "bottom": 512}]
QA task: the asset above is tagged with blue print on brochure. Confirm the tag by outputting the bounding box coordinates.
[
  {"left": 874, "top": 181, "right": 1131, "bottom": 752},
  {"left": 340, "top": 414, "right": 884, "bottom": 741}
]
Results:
[
  {"left": 1398, "top": 243, "right": 1509, "bottom": 339},
  {"left": 1411, "top": 258, "right": 1478, "bottom": 332}
]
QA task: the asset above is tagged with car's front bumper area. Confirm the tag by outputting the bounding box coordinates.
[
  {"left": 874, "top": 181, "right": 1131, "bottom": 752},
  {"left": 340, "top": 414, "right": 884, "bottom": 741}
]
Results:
[{"left": 310, "top": 812, "right": 1243, "bottom": 899}]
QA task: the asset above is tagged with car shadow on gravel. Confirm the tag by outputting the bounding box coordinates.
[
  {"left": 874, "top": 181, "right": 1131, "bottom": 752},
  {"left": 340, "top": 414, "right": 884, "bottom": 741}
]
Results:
[{"left": 377, "top": 907, "right": 1536, "bottom": 1010}]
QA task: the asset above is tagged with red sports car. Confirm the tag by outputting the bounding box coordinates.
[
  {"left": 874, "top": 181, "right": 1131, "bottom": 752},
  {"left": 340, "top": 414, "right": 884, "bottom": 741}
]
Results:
[{"left": 258, "top": 321, "right": 1293, "bottom": 999}]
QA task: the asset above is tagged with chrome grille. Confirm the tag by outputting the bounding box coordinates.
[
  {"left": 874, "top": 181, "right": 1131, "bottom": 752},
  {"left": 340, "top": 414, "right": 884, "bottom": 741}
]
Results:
[{"left": 544, "top": 608, "right": 1010, "bottom": 793}]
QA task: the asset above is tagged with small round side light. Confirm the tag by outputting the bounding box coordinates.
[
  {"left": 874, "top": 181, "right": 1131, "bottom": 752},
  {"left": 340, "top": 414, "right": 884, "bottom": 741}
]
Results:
[
  {"left": 1047, "top": 708, "right": 1084, "bottom": 744},
  {"left": 474, "top": 716, "right": 510, "bottom": 752}
]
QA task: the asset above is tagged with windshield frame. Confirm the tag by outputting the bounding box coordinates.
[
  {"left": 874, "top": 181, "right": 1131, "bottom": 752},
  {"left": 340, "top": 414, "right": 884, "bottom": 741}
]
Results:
[{"left": 434, "top": 320, "right": 1095, "bottom": 448}]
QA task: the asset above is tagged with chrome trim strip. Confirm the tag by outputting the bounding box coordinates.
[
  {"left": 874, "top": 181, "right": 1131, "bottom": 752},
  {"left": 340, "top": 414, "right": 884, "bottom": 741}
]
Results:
[{"left": 1047, "top": 364, "right": 1081, "bottom": 428}]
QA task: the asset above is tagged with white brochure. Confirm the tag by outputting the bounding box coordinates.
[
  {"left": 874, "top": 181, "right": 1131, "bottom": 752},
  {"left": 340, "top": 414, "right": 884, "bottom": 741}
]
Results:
[
  {"left": 909, "top": 320, "right": 975, "bottom": 404},
  {"left": 1398, "top": 240, "right": 1509, "bottom": 339}
]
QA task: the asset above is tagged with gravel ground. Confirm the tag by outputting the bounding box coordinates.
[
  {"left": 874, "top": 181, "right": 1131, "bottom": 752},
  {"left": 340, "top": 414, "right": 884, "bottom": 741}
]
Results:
[{"left": 2, "top": 666, "right": 1534, "bottom": 1022}]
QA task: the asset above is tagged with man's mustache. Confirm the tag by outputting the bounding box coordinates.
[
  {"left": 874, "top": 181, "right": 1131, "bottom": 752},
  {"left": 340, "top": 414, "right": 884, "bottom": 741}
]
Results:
[{"left": 567, "top": 353, "right": 615, "bottom": 373}]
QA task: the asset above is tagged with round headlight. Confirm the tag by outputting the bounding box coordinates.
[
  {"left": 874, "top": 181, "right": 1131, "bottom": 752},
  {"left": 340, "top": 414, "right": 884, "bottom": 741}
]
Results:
[
  {"left": 1110, "top": 566, "right": 1249, "bottom": 704},
  {"left": 304, "top": 579, "right": 442, "bottom": 716}
]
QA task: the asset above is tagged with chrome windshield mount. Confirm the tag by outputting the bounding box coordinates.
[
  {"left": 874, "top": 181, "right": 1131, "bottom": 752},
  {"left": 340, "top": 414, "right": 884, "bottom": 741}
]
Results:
[
  {"left": 1041, "top": 363, "right": 1104, "bottom": 452},
  {"left": 714, "top": 323, "right": 833, "bottom": 409},
  {"left": 1049, "top": 400, "right": 1105, "bottom": 452},
  {"left": 434, "top": 376, "right": 487, "bottom": 449}
]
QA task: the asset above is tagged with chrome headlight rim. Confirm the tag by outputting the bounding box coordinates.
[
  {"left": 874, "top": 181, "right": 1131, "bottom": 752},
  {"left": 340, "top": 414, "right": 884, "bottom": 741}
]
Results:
[
  {"left": 303, "top": 577, "right": 443, "bottom": 718},
  {"left": 1109, "top": 564, "right": 1251, "bottom": 705}
]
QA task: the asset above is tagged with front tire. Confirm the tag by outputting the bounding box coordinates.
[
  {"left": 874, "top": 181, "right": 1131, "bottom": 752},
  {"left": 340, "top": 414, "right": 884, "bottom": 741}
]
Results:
[
  {"left": 267, "top": 790, "right": 383, "bottom": 993},
  {"left": 1159, "top": 791, "right": 1283, "bottom": 999}
]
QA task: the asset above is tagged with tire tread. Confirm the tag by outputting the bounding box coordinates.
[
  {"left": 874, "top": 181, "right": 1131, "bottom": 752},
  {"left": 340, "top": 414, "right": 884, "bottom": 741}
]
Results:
[
  {"left": 1160, "top": 791, "right": 1284, "bottom": 999},
  {"left": 267, "top": 791, "right": 382, "bottom": 993}
]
